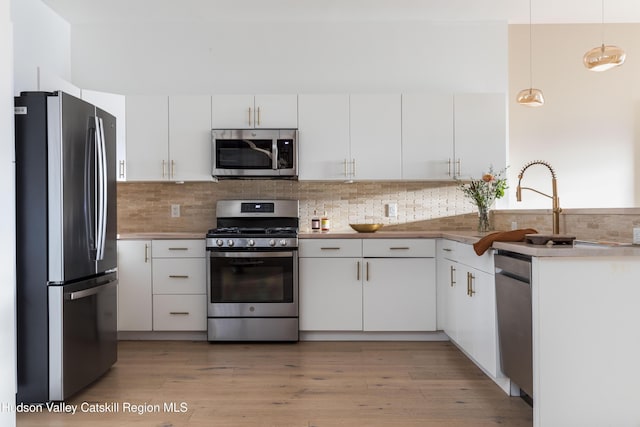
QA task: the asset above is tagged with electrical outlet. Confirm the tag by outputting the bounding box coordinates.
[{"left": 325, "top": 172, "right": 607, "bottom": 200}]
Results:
[
  {"left": 171, "top": 204, "right": 180, "bottom": 218},
  {"left": 386, "top": 203, "right": 398, "bottom": 218}
]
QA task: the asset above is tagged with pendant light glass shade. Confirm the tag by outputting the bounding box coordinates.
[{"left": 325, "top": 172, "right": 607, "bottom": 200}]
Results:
[
  {"left": 584, "top": 0, "right": 626, "bottom": 72},
  {"left": 517, "top": 0, "right": 544, "bottom": 107},
  {"left": 583, "top": 44, "right": 626, "bottom": 71},
  {"left": 516, "top": 88, "right": 545, "bottom": 107}
]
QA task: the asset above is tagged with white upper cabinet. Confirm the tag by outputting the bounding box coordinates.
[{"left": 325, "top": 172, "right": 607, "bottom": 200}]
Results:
[
  {"left": 349, "top": 94, "right": 402, "bottom": 180},
  {"left": 453, "top": 93, "right": 507, "bottom": 179},
  {"left": 211, "top": 94, "right": 297, "bottom": 129},
  {"left": 126, "top": 95, "right": 212, "bottom": 181},
  {"left": 298, "top": 93, "right": 402, "bottom": 181},
  {"left": 168, "top": 95, "right": 213, "bottom": 181},
  {"left": 401, "top": 93, "right": 454, "bottom": 180},
  {"left": 297, "top": 94, "right": 351, "bottom": 181},
  {"left": 126, "top": 95, "right": 169, "bottom": 181},
  {"left": 82, "top": 89, "right": 127, "bottom": 181}
]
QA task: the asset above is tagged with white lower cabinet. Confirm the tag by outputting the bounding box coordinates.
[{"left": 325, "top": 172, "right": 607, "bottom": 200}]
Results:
[
  {"left": 117, "top": 239, "right": 206, "bottom": 333},
  {"left": 299, "top": 238, "right": 436, "bottom": 332},
  {"left": 437, "top": 239, "right": 500, "bottom": 378},
  {"left": 117, "top": 240, "right": 152, "bottom": 331}
]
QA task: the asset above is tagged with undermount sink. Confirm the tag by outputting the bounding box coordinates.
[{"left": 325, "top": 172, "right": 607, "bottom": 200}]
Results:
[{"left": 572, "top": 240, "right": 632, "bottom": 248}]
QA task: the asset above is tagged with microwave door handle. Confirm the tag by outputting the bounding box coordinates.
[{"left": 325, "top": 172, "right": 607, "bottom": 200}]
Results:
[{"left": 272, "top": 139, "right": 278, "bottom": 170}]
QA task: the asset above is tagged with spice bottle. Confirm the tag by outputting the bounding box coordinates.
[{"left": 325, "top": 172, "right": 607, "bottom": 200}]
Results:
[
  {"left": 321, "top": 211, "right": 330, "bottom": 232},
  {"left": 311, "top": 210, "right": 320, "bottom": 232}
]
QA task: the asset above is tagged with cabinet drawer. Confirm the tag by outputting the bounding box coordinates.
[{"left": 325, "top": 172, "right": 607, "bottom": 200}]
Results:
[
  {"left": 363, "top": 239, "right": 435, "bottom": 257},
  {"left": 152, "top": 239, "right": 205, "bottom": 258},
  {"left": 299, "top": 239, "right": 362, "bottom": 257},
  {"left": 152, "top": 258, "right": 206, "bottom": 294},
  {"left": 153, "top": 294, "right": 206, "bottom": 331},
  {"left": 439, "top": 239, "right": 494, "bottom": 274}
]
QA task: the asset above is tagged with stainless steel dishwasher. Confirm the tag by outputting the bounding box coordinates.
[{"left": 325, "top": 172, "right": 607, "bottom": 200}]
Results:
[{"left": 495, "top": 250, "right": 533, "bottom": 400}]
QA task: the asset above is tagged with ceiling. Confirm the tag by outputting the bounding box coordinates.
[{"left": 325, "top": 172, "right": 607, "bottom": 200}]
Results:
[{"left": 39, "top": 0, "right": 640, "bottom": 25}]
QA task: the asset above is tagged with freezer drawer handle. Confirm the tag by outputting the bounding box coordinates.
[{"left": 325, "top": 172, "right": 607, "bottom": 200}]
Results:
[{"left": 67, "top": 281, "right": 117, "bottom": 301}]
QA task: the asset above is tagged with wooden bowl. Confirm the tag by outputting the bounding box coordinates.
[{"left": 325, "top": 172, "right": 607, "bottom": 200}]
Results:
[{"left": 349, "top": 223, "right": 383, "bottom": 233}]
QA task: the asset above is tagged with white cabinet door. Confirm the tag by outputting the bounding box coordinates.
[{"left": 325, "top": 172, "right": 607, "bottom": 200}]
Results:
[
  {"left": 466, "top": 267, "right": 498, "bottom": 377},
  {"left": 363, "top": 258, "right": 436, "bottom": 331},
  {"left": 453, "top": 93, "right": 506, "bottom": 179},
  {"left": 299, "top": 257, "right": 363, "bottom": 331},
  {"left": 297, "top": 94, "right": 351, "bottom": 181},
  {"left": 350, "top": 94, "right": 402, "bottom": 180},
  {"left": 82, "top": 89, "right": 127, "bottom": 181},
  {"left": 254, "top": 94, "right": 298, "bottom": 128},
  {"left": 168, "top": 95, "right": 212, "bottom": 181},
  {"left": 402, "top": 93, "right": 454, "bottom": 180},
  {"left": 211, "top": 94, "right": 254, "bottom": 128},
  {"left": 211, "top": 94, "right": 297, "bottom": 129},
  {"left": 126, "top": 95, "right": 169, "bottom": 180},
  {"left": 117, "top": 240, "right": 152, "bottom": 331},
  {"left": 439, "top": 258, "right": 459, "bottom": 340}
]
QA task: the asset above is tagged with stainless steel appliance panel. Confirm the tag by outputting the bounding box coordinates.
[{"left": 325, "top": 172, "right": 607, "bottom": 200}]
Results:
[
  {"left": 495, "top": 252, "right": 533, "bottom": 399},
  {"left": 47, "top": 93, "right": 102, "bottom": 283},
  {"left": 207, "top": 317, "right": 299, "bottom": 341},
  {"left": 207, "top": 251, "right": 298, "bottom": 317},
  {"left": 49, "top": 273, "right": 118, "bottom": 401}
]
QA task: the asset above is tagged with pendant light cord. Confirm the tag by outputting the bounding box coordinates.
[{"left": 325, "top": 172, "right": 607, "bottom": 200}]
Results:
[
  {"left": 528, "top": 0, "right": 533, "bottom": 88},
  {"left": 601, "top": 0, "right": 605, "bottom": 47}
]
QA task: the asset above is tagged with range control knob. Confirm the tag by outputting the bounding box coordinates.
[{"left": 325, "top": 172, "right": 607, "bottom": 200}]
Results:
[
  {"left": 227, "top": 240, "right": 235, "bottom": 247},
  {"left": 269, "top": 239, "right": 276, "bottom": 247},
  {"left": 279, "top": 239, "right": 287, "bottom": 247},
  {"left": 248, "top": 239, "right": 256, "bottom": 247},
  {"left": 216, "top": 239, "right": 224, "bottom": 247}
]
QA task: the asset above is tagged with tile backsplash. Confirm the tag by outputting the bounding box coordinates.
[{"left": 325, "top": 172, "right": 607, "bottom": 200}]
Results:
[
  {"left": 117, "top": 180, "right": 479, "bottom": 233},
  {"left": 117, "top": 181, "right": 640, "bottom": 243}
]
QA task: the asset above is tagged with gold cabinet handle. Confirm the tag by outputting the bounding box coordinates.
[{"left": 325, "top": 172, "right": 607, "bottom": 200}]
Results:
[
  {"left": 144, "top": 244, "right": 149, "bottom": 263},
  {"left": 456, "top": 158, "right": 461, "bottom": 176},
  {"left": 169, "top": 275, "right": 189, "bottom": 279},
  {"left": 343, "top": 159, "right": 348, "bottom": 178},
  {"left": 169, "top": 312, "right": 190, "bottom": 316},
  {"left": 390, "top": 247, "right": 410, "bottom": 250},
  {"left": 467, "top": 272, "right": 476, "bottom": 297},
  {"left": 366, "top": 261, "right": 370, "bottom": 281},
  {"left": 357, "top": 261, "right": 360, "bottom": 281},
  {"left": 171, "top": 160, "right": 175, "bottom": 179},
  {"left": 450, "top": 265, "right": 456, "bottom": 287},
  {"left": 257, "top": 106, "right": 261, "bottom": 126},
  {"left": 162, "top": 160, "right": 166, "bottom": 178},
  {"left": 351, "top": 159, "right": 356, "bottom": 178},
  {"left": 447, "top": 158, "right": 452, "bottom": 176},
  {"left": 248, "top": 107, "right": 252, "bottom": 126},
  {"left": 119, "top": 160, "right": 125, "bottom": 179},
  {"left": 320, "top": 247, "right": 341, "bottom": 251},
  {"left": 168, "top": 247, "right": 189, "bottom": 251}
]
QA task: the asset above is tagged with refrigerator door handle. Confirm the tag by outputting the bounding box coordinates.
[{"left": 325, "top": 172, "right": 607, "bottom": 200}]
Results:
[
  {"left": 95, "top": 117, "right": 107, "bottom": 261},
  {"left": 85, "top": 120, "right": 97, "bottom": 260},
  {"left": 66, "top": 280, "right": 117, "bottom": 301}
]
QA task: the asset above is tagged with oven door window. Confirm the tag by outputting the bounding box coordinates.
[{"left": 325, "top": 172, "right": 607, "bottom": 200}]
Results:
[
  {"left": 215, "top": 139, "right": 274, "bottom": 170},
  {"left": 210, "top": 253, "right": 294, "bottom": 303}
]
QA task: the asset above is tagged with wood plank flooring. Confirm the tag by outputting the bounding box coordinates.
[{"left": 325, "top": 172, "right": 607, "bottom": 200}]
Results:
[{"left": 17, "top": 341, "right": 532, "bottom": 426}]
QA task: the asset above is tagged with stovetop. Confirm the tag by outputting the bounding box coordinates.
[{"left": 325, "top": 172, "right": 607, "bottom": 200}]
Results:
[
  {"left": 207, "top": 226, "right": 298, "bottom": 237},
  {"left": 206, "top": 226, "right": 298, "bottom": 250}
]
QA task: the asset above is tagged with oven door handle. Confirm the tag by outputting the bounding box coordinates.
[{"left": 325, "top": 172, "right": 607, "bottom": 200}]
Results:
[{"left": 209, "top": 251, "right": 295, "bottom": 258}]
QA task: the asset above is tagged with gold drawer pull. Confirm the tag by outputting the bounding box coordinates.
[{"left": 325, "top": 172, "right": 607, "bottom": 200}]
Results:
[
  {"left": 169, "top": 311, "right": 190, "bottom": 316},
  {"left": 169, "top": 275, "right": 189, "bottom": 279},
  {"left": 320, "top": 247, "right": 341, "bottom": 250},
  {"left": 168, "top": 247, "right": 189, "bottom": 251},
  {"left": 390, "top": 247, "right": 410, "bottom": 250}
]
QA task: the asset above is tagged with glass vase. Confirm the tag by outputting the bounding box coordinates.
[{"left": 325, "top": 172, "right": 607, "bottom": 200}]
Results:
[{"left": 477, "top": 206, "right": 490, "bottom": 233}]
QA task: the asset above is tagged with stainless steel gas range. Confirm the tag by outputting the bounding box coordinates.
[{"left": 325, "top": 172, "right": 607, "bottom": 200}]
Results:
[{"left": 205, "top": 200, "right": 299, "bottom": 342}]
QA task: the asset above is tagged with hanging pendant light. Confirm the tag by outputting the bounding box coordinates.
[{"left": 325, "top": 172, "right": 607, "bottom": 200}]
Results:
[
  {"left": 517, "top": 0, "right": 544, "bottom": 107},
  {"left": 583, "top": 0, "right": 626, "bottom": 71}
]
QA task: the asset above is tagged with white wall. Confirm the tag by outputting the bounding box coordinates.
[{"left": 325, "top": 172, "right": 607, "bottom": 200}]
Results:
[
  {"left": 0, "top": 0, "right": 16, "bottom": 425},
  {"left": 69, "top": 21, "right": 508, "bottom": 95},
  {"left": 509, "top": 23, "right": 640, "bottom": 208},
  {"left": 11, "top": 0, "right": 70, "bottom": 94}
]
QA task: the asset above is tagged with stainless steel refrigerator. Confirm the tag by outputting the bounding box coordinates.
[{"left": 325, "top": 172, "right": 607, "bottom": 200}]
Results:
[{"left": 15, "top": 91, "right": 118, "bottom": 403}]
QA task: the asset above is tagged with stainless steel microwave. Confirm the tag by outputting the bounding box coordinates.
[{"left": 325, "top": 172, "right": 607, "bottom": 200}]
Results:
[{"left": 211, "top": 129, "right": 298, "bottom": 179}]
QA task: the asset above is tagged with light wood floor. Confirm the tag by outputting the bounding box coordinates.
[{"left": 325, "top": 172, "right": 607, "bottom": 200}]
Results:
[{"left": 17, "top": 341, "right": 532, "bottom": 426}]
